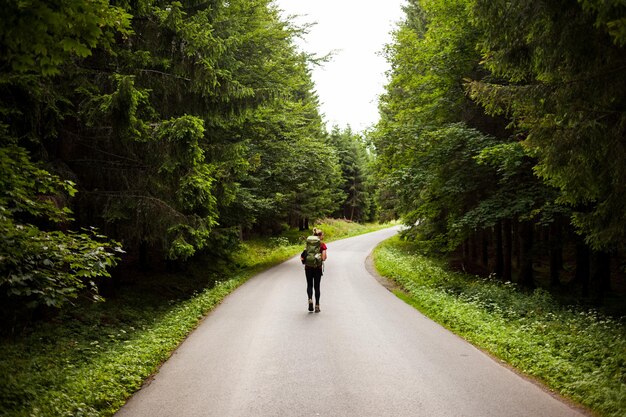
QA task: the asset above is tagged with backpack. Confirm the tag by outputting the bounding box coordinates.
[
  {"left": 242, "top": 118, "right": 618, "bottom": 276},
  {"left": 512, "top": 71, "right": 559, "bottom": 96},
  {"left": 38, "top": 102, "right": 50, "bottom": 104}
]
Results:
[{"left": 304, "top": 235, "right": 322, "bottom": 268}]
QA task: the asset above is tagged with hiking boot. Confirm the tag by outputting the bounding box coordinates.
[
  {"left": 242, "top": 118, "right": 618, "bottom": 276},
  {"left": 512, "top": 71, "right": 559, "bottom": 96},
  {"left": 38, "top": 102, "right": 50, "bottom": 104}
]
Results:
[
  {"left": 308, "top": 299, "right": 314, "bottom": 312},
  {"left": 315, "top": 304, "right": 320, "bottom": 313}
]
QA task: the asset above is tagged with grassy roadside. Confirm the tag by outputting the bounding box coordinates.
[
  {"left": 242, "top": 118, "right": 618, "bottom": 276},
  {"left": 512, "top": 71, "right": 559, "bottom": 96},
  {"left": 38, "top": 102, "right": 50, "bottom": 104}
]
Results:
[
  {"left": 373, "top": 236, "right": 626, "bottom": 417},
  {"left": 232, "top": 218, "right": 394, "bottom": 271},
  {"left": 0, "top": 219, "right": 392, "bottom": 417}
]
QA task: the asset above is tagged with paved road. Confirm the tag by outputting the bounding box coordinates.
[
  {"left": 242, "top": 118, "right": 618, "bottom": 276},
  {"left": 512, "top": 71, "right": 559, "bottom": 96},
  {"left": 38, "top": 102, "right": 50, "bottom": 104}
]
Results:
[{"left": 116, "top": 227, "right": 585, "bottom": 417}]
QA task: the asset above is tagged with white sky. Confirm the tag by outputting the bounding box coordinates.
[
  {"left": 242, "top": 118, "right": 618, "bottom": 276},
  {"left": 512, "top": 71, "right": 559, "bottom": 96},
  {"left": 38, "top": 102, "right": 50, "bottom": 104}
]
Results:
[{"left": 273, "top": 0, "right": 406, "bottom": 132}]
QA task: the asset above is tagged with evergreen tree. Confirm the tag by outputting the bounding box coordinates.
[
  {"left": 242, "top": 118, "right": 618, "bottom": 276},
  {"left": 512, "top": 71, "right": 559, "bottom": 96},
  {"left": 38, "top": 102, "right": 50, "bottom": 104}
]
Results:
[
  {"left": 328, "top": 126, "right": 376, "bottom": 222},
  {"left": 374, "top": 0, "right": 563, "bottom": 289},
  {"left": 468, "top": 0, "right": 626, "bottom": 251},
  {"left": 0, "top": 0, "right": 129, "bottom": 308},
  {"left": 0, "top": 0, "right": 339, "bottom": 310}
]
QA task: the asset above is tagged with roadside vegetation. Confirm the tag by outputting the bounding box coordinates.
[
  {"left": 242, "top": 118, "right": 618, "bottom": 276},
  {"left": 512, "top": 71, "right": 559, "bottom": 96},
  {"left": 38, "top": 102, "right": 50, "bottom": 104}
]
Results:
[
  {"left": 372, "top": 0, "right": 626, "bottom": 304},
  {"left": 233, "top": 218, "right": 391, "bottom": 273},
  {"left": 0, "top": 220, "right": 391, "bottom": 417},
  {"left": 374, "top": 236, "right": 626, "bottom": 417}
]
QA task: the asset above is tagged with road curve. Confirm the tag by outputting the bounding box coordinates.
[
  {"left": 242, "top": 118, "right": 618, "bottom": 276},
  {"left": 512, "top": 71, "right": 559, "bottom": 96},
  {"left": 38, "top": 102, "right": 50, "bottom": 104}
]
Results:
[{"left": 115, "top": 227, "right": 585, "bottom": 417}]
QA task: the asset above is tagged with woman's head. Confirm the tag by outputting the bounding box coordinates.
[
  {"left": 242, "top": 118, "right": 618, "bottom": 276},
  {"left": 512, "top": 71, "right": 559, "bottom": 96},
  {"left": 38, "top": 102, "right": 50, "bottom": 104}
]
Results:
[{"left": 313, "top": 228, "right": 324, "bottom": 238}]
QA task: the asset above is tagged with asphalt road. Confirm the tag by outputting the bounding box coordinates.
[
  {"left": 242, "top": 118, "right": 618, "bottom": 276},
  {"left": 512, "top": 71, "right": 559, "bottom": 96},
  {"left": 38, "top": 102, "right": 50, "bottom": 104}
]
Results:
[{"left": 115, "top": 227, "right": 585, "bottom": 417}]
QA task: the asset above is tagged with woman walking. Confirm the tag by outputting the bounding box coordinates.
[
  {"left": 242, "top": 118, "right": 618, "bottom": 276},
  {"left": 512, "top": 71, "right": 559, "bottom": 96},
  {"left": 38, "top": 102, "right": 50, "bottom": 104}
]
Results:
[{"left": 301, "top": 228, "right": 327, "bottom": 313}]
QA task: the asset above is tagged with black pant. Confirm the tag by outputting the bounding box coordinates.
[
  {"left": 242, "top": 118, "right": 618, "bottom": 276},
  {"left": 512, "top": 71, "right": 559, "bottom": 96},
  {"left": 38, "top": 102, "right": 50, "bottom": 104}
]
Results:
[{"left": 305, "top": 267, "right": 322, "bottom": 304}]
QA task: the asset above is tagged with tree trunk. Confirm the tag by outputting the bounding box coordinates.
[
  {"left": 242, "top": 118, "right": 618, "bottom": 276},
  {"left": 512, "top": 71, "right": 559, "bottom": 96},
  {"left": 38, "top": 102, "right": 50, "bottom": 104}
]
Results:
[
  {"left": 471, "top": 232, "right": 478, "bottom": 261},
  {"left": 503, "top": 218, "right": 512, "bottom": 281},
  {"left": 514, "top": 222, "right": 521, "bottom": 269},
  {"left": 574, "top": 240, "right": 590, "bottom": 296},
  {"left": 482, "top": 229, "right": 489, "bottom": 267},
  {"left": 463, "top": 238, "right": 470, "bottom": 265},
  {"left": 518, "top": 221, "right": 535, "bottom": 289},
  {"left": 591, "top": 251, "right": 611, "bottom": 302},
  {"left": 139, "top": 240, "right": 150, "bottom": 270},
  {"left": 495, "top": 221, "right": 503, "bottom": 278},
  {"left": 549, "top": 218, "right": 563, "bottom": 287}
]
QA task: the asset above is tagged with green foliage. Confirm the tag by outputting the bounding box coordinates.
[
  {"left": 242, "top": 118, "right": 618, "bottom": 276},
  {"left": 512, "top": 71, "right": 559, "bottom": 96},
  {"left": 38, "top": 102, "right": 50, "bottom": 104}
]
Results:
[
  {"left": 0, "top": 0, "right": 134, "bottom": 310},
  {"left": 373, "top": 0, "right": 625, "bottom": 304},
  {"left": 237, "top": 94, "right": 344, "bottom": 230},
  {"left": 0, "top": 145, "right": 121, "bottom": 308},
  {"left": 406, "top": 124, "right": 503, "bottom": 247},
  {"left": 373, "top": 0, "right": 519, "bottom": 248},
  {"left": 0, "top": 218, "right": 121, "bottom": 307},
  {"left": 76, "top": 0, "right": 341, "bottom": 257},
  {"left": 234, "top": 219, "right": 393, "bottom": 269},
  {"left": 0, "top": 277, "right": 244, "bottom": 417},
  {"left": 375, "top": 236, "right": 626, "bottom": 417},
  {"left": 312, "top": 218, "right": 393, "bottom": 241},
  {"left": 0, "top": 145, "right": 74, "bottom": 222},
  {"left": 468, "top": 0, "right": 626, "bottom": 250},
  {"left": 328, "top": 126, "right": 377, "bottom": 222},
  {"left": 579, "top": 0, "right": 626, "bottom": 46},
  {"left": 1, "top": 0, "right": 347, "bottom": 310},
  {"left": 92, "top": 74, "right": 151, "bottom": 141},
  {"left": 0, "top": 0, "right": 131, "bottom": 75}
]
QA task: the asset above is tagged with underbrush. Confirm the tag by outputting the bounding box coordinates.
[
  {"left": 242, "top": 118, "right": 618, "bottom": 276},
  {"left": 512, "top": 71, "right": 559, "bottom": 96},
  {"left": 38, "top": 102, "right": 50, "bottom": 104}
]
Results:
[
  {"left": 374, "top": 236, "right": 626, "bottom": 417},
  {"left": 0, "top": 219, "right": 391, "bottom": 417}
]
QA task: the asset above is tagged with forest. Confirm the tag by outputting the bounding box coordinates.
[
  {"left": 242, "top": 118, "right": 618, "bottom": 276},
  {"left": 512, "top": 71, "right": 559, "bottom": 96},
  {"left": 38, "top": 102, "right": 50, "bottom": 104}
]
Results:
[
  {"left": 1, "top": 0, "right": 626, "bottom": 416},
  {"left": 1, "top": 0, "right": 625, "bottom": 325},
  {"left": 0, "top": 0, "right": 624, "bottom": 321},
  {"left": 0, "top": 0, "right": 375, "bottom": 323},
  {"left": 373, "top": 0, "right": 626, "bottom": 311}
]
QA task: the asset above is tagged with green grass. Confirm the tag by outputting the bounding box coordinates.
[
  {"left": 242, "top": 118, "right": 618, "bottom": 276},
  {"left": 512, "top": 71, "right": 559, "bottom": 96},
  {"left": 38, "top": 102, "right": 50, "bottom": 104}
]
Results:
[
  {"left": 373, "top": 236, "right": 626, "bottom": 417},
  {"left": 309, "top": 217, "right": 394, "bottom": 241},
  {"left": 0, "top": 275, "right": 248, "bottom": 417},
  {"left": 0, "top": 219, "right": 393, "bottom": 417}
]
